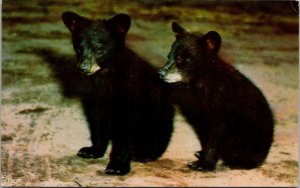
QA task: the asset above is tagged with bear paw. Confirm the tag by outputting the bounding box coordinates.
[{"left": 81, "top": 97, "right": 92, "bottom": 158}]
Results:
[
  {"left": 77, "top": 147, "right": 104, "bottom": 159},
  {"left": 105, "top": 162, "right": 130, "bottom": 176},
  {"left": 188, "top": 160, "right": 216, "bottom": 172}
]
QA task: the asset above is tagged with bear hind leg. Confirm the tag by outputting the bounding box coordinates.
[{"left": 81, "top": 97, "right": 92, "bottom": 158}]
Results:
[{"left": 221, "top": 137, "right": 270, "bottom": 169}]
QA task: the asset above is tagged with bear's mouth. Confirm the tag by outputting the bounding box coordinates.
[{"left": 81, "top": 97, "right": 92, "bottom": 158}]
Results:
[
  {"left": 164, "top": 72, "right": 183, "bottom": 83},
  {"left": 84, "top": 64, "right": 101, "bottom": 76},
  {"left": 159, "top": 66, "right": 183, "bottom": 83}
]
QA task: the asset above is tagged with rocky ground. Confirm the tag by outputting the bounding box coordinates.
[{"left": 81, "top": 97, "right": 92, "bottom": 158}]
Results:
[{"left": 1, "top": 1, "right": 298, "bottom": 186}]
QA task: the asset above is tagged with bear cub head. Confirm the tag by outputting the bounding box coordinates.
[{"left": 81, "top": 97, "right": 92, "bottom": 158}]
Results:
[
  {"left": 62, "top": 11, "right": 131, "bottom": 75},
  {"left": 159, "top": 22, "right": 221, "bottom": 83}
]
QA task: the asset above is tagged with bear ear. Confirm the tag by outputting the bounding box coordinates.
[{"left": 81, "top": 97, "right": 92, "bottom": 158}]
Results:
[
  {"left": 62, "top": 11, "right": 91, "bottom": 33},
  {"left": 202, "top": 31, "right": 221, "bottom": 54},
  {"left": 172, "top": 22, "right": 187, "bottom": 37},
  {"left": 107, "top": 13, "right": 131, "bottom": 35}
]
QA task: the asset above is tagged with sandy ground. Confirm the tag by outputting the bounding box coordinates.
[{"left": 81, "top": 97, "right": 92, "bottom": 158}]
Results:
[{"left": 1, "top": 1, "right": 298, "bottom": 187}]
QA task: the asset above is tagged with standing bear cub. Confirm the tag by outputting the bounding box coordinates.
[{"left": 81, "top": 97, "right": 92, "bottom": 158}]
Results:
[
  {"left": 159, "top": 22, "right": 274, "bottom": 171},
  {"left": 62, "top": 12, "right": 174, "bottom": 175}
]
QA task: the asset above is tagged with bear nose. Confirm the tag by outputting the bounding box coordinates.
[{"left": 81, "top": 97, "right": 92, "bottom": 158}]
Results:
[
  {"left": 158, "top": 69, "right": 166, "bottom": 79},
  {"left": 158, "top": 59, "right": 174, "bottom": 79},
  {"left": 79, "top": 62, "right": 90, "bottom": 72}
]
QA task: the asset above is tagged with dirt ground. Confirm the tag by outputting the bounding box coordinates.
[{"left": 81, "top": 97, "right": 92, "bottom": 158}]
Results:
[{"left": 1, "top": 0, "right": 299, "bottom": 187}]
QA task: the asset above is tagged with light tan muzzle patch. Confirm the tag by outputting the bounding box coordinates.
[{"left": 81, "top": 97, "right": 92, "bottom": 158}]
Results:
[{"left": 86, "top": 64, "right": 101, "bottom": 75}]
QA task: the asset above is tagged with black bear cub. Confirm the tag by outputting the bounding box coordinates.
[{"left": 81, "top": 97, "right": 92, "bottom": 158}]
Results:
[
  {"left": 159, "top": 22, "right": 274, "bottom": 171},
  {"left": 62, "top": 12, "right": 174, "bottom": 175}
]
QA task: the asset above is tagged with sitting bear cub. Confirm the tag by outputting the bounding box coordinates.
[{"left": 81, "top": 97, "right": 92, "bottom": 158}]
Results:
[
  {"left": 159, "top": 22, "right": 274, "bottom": 171},
  {"left": 62, "top": 12, "right": 174, "bottom": 175}
]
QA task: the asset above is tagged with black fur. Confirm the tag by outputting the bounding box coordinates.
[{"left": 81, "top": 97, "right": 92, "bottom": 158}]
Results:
[
  {"left": 62, "top": 11, "right": 174, "bottom": 175},
  {"left": 159, "top": 22, "right": 274, "bottom": 171}
]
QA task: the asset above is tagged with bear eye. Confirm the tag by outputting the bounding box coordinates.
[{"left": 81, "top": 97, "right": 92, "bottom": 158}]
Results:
[
  {"left": 95, "top": 48, "right": 104, "bottom": 54},
  {"left": 176, "top": 56, "right": 184, "bottom": 64}
]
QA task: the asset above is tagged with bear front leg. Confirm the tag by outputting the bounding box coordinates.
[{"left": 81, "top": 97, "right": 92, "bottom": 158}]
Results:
[
  {"left": 105, "top": 137, "right": 132, "bottom": 175},
  {"left": 77, "top": 122, "right": 109, "bottom": 159},
  {"left": 78, "top": 96, "right": 110, "bottom": 159},
  {"left": 188, "top": 148, "right": 219, "bottom": 172},
  {"left": 188, "top": 122, "right": 224, "bottom": 172}
]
